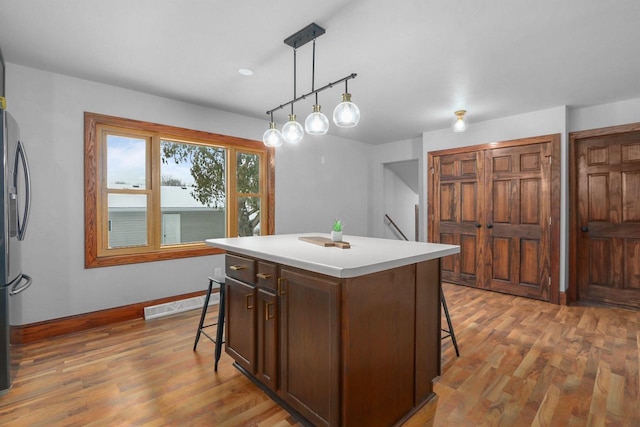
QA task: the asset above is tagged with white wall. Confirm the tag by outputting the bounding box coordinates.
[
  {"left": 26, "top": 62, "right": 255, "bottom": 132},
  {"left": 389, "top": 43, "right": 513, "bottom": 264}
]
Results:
[
  {"left": 569, "top": 97, "right": 640, "bottom": 132},
  {"left": 275, "top": 134, "right": 371, "bottom": 237},
  {"left": 7, "top": 63, "right": 371, "bottom": 324},
  {"left": 383, "top": 167, "right": 418, "bottom": 240},
  {"left": 370, "top": 137, "right": 423, "bottom": 239}
]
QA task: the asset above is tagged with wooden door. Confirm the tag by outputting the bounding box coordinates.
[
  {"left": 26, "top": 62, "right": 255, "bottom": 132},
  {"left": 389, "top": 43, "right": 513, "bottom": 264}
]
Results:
[
  {"left": 431, "top": 151, "right": 484, "bottom": 288},
  {"left": 429, "top": 135, "right": 560, "bottom": 302},
  {"left": 574, "top": 130, "right": 640, "bottom": 309},
  {"left": 484, "top": 143, "right": 552, "bottom": 300}
]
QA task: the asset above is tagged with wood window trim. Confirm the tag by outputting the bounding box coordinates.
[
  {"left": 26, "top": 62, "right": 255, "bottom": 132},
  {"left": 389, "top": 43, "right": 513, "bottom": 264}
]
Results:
[{"left": 84, "top": 112, "right": 275, "bottom": 268}]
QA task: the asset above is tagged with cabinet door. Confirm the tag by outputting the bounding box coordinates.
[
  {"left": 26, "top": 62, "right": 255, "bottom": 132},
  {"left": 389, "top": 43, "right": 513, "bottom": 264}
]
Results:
[
  {"left": 257, "top": 288, "right": 278, "bottom": 391},
  {"left": 225, "top": 277, "right": 256, "bottom": 373},
  {"left": 279, "top": 268, "right": 340, "bottom": 427}
]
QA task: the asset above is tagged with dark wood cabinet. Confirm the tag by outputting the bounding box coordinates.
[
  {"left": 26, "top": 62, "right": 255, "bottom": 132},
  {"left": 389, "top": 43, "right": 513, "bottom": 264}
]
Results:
[
  {"left": 256, "top": 288, "right": 278, "bottom": 391},
  {"left": 279, "top": 268, "right": 340, "bottom": 427},
  {"left": 225, "top": 276, "right": 256, "bottom": 374}
]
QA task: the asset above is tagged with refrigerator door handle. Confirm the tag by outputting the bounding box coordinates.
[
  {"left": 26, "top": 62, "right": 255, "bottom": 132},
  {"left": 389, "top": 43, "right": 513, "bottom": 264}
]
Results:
[
  {"left": 10, "top": 274, "right": 32, "bottom": 296},
  {"left": 15, "top": 140, "right": 31, "bottom": 241}
]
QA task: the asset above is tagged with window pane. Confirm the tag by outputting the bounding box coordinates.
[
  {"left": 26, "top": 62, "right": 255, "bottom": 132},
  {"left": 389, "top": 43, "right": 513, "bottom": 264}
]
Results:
[
  {"left": 107, "top": 135, "right": 146, "bottom": 189},
  {"left": 237, "top": 152, "right": 260, "bottom": 194},
  {"left": 160, "top": 140, "right": 226, "bottom": 243},
  {"left": 238, "top": 197, "right": 260, "bottom": 236},
  {"left": 108, "top": 193, "right": 147, "bottom": 247}
]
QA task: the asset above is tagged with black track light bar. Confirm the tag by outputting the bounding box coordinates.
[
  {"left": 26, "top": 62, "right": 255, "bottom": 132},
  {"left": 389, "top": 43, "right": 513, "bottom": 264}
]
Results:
[{"left": 265, "top": 73, "right": 357, "bottom": 116}]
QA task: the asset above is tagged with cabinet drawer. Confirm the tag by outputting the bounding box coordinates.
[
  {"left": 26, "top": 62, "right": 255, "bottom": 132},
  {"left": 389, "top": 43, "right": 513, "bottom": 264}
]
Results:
[
  {"left": 256, "top": 261, "right": 277, "bottom": 291},
  {"left": 226, "top": 253, "right": 256, "bottom": 284}
]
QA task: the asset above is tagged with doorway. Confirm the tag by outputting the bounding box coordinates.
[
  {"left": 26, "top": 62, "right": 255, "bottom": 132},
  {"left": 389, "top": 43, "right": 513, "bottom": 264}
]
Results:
[
  {"left": 162, "top": 213, "right": 181, "bottom": 244},
  {"left": 383, "top": 160, "right": 419, "bottom": 241}
]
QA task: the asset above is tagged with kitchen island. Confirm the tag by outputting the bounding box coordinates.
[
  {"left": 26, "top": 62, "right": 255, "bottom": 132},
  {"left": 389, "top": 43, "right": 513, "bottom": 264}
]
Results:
[{"left": 206, "top": 234, "right": 459, "bottom": 427}]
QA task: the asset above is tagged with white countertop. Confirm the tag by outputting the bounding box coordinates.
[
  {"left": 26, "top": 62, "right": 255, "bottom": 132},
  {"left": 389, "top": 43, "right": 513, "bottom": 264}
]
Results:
[{"left": 206, "top": 233, "right": 460, "bottom": 278}]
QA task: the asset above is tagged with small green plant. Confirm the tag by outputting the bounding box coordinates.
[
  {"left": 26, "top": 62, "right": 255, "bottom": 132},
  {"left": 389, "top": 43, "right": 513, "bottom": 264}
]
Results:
[{"left": 332, "top": 219, "right": 343, "bottom": 232}]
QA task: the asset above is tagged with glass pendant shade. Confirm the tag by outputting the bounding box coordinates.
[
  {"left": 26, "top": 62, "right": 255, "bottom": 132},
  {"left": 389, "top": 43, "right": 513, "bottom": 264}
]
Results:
[
  {"left": 333, "top": 93, "right": 360, "bottom": 128},
  {"left": 263, "top": 122, "right": 284, "bottom": 147},
  {"left": 452, "top": 110, "right": 468, "bottom": 132},
  {"left": 282, "top": 114, "right": 304, "bottom": 144},
  {"left": 305, "top": 105, "right": 329, "bottom": 135}
]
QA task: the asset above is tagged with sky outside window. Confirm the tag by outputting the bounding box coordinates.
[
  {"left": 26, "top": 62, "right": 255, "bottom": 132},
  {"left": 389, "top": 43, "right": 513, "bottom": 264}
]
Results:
[{"left": 107, "top": 135, "right": 146, "bottom": 188}]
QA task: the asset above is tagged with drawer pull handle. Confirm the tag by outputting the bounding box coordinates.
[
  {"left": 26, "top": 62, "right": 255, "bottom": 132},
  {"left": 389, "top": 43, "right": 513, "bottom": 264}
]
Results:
[
  {"left": 230, "top": 265, "right": 246, "bottom": 271},
  {"left": 256, "top": 273, "right": 272, "bottom": 280},
  {"left": 246, "top": 294, "right": 254, "bottom": 309},
  {"left": 265, "top": 302, "right": 275, "bottom": 320}
]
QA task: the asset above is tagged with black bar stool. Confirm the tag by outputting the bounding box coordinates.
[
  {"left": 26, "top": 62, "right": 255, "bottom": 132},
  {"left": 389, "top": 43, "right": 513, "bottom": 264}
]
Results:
[
  {"left": 441, "top": 286, "right": 460, "bottom": 357},
  {"left": 193, "top": 277, "right": 226, "bottom": 371}
]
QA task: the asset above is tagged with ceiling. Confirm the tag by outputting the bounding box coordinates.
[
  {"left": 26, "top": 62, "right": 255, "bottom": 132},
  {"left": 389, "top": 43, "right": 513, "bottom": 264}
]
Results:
[{"left": 1, "top": 0, "right": 639, "bottom": 144}]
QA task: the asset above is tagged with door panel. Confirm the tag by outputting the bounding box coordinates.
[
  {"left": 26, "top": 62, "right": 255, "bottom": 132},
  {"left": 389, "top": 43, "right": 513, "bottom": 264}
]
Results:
[
  {"left": 575, "top": 132, "right": 640, "bottom": 309},
  {"left": 432, "top": 151, "right": 484, "bottom": 288},
  {"left": 485, "top": 143, "right": 551, "bottom": 300}
]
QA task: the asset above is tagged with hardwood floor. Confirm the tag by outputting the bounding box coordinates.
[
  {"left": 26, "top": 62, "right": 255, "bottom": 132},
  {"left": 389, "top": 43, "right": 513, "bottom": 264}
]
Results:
[{"left": 1, "top": 283, "right": 639, "bottom": 426}]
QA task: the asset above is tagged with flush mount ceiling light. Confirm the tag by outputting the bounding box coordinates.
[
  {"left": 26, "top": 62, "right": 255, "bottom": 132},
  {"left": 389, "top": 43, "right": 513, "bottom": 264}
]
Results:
[
  {"left": 452, "top": 110, "right": 468, "bottom": 132},
  {"left": 263, "top": 23, "right": 359, "bottom": 146}
]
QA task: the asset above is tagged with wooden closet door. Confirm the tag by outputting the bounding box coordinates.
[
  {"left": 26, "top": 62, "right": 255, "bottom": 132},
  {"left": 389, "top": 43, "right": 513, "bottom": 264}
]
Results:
[
  {"left": 484, "top": 143, "right": 552, "bottom": 300},
  {"left": 432, "top": 151, "right": 484, "bottom": 288},
  {"left": 575, "top": 132, "right": 640, "bottom": 309}
]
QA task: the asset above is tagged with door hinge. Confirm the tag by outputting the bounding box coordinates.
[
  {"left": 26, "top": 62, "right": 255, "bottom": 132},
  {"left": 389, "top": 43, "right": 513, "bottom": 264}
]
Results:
[
  {"left": 430, "top": 167, "right": 435, "bottom": 175},
  {"left": 548, "top": 216, "right": 551, "bottom": 226},
  {"left": 548, "top": 277, "right": 552, "bottom": 288}
]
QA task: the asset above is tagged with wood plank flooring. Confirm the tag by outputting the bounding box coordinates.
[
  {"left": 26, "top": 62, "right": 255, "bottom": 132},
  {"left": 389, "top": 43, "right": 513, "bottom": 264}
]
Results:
[{"left": 0, "top": 283, "right": 638, "bottom": 426}]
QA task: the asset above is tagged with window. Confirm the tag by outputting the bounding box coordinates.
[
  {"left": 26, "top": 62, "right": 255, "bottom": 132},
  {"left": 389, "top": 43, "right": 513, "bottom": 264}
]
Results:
[{"left": 84, "top": 113, "right": 275, "bottom": 268}]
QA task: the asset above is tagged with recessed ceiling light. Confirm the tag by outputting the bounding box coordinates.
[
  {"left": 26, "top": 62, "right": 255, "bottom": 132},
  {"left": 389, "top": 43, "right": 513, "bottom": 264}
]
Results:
[{"left": 238, "top": 68, "right": 254, "bottom": 76}]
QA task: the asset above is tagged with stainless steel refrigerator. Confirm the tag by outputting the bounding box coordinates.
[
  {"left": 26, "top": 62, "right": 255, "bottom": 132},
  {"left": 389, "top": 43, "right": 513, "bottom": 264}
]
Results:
[{"left": 0, "top": 105, "right": 32, "bottom": 395}]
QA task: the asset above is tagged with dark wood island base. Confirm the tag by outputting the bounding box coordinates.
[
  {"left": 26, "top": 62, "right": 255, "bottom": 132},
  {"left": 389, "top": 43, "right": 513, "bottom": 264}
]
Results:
[{"left": 223, "top": 253, "right": 443, "bottom": 427}]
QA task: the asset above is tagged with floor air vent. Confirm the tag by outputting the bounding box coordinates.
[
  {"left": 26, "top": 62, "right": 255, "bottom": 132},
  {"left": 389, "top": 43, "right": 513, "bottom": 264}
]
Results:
[{"left": 144, "top": 293, "right": 220, "bottom": 320}]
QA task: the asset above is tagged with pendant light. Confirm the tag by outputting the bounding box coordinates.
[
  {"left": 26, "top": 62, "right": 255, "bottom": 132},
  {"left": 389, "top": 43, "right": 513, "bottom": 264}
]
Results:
[
  {"left": 304, "top": 38, "right": 329, "bottom": 135},
  {"left": 305, "top": 102, "right": 329, "bottom": 135},
  {"left": 452, "top": 110, "right": 468, "bottom": 132},
  {"left": 333, "top": 79, "right": 360, "bottom": 128},
  {"left": 263, "top": 23, "right": 359, "bottom": 147},
  {"left": 282, "top": 114, "right": 304, "bottom": 144},
  {"left": 281, "top": 47, "right": 304, "bottom": 144},
  {"left": 262, "top": 112, "right": 284, "bottom": 147}
]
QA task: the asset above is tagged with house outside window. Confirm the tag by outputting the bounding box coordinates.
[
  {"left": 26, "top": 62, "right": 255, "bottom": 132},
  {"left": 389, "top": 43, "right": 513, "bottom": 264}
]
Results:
[{"left": 84, "top": 113, "right": 275, "bottom": 268}]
